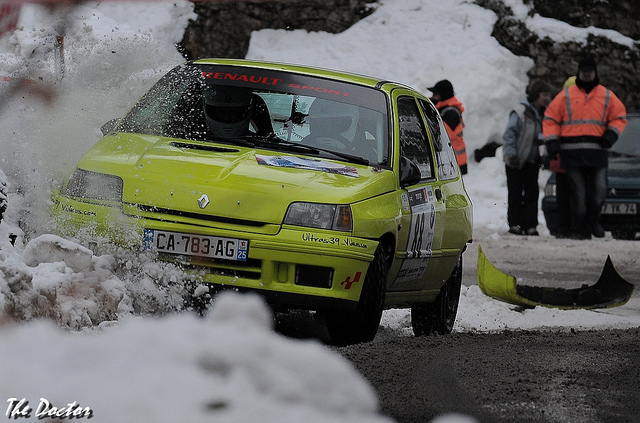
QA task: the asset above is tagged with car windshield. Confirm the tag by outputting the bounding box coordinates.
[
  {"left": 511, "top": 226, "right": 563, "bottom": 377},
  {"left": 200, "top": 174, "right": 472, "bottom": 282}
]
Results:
[
  {"left": 610, "top": 114, "right": 640, "bottom": 158},
  {"left": 117, "top": 63, "right": 390, "bottom": 166}
]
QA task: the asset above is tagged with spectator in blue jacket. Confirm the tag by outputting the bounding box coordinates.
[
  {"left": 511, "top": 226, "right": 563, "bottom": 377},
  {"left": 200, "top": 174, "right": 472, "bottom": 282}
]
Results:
[{"left": 503, "top": 80, "right": 552, "bottom": 235}]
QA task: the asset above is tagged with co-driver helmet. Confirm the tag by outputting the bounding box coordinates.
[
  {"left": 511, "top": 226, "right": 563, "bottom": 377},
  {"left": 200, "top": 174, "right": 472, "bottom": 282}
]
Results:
[{"left": 306, "top": 98, "right": 359, "bottom": 142}]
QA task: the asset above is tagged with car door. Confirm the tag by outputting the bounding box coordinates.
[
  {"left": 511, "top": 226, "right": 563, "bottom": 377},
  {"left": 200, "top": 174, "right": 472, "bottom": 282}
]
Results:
[
  {"left": 390, "top": 92, "right": 447, "bottom": 291},
  {"left": 418, "top": 98, "right": 471, "bottom": 276}
]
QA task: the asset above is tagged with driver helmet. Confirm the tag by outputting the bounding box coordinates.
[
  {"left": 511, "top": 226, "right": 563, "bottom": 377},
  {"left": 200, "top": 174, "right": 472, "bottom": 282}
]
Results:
[
  {"left": 203, "top": 85, "right": 253, "bottom": 137},
  {"left": 307, "top": 98, "right": 359, "bottom": 141}
]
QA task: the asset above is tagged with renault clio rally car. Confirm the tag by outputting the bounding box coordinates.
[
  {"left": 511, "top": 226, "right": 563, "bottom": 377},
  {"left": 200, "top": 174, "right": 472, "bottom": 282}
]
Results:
[{"left": 52, "top": 59, "right": 473, "bottom": 345}]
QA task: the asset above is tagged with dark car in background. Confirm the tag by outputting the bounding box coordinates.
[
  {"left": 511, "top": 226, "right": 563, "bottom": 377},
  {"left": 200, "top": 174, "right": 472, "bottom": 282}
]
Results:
[{"left": 542, "top": 112, "right": 640, "bottom": 240}]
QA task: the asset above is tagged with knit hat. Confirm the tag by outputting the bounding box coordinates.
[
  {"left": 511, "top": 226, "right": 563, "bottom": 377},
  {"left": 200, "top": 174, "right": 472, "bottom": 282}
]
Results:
[
  {"left": 428, "top": 79, "right": 454, "bottom": 99},
  {"left": 575, "top": 55, "right": 600, "bottom": 93},
  {"left": 578, "top": 56, "right": 597, "bottom": 73}
]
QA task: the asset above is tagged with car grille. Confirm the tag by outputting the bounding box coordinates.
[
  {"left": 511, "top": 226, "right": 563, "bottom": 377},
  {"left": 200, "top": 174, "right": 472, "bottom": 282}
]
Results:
[
  {"left": 133, "top": 204, "right": 269, "bottom": 227},
  {"left": 607, "top": 187, "right": 640, "bottom": 199},
  {"left": 159, "top": 252, "right": 262, "bottom": 280}
]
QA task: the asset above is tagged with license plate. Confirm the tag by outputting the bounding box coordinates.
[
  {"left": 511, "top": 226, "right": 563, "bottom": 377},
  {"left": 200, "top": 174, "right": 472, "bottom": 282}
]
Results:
[
  {"left": 143, "top": 229, "right": 248, "bottom": 261},
  {"left": 601, "top": 203, "right": 637, "bottom": 215}
]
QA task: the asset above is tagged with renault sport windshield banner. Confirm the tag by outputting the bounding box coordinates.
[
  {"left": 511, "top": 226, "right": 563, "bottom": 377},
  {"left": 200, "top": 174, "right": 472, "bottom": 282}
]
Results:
[{"left": 198, "top": 64, "right": 389, "bottom": 114}]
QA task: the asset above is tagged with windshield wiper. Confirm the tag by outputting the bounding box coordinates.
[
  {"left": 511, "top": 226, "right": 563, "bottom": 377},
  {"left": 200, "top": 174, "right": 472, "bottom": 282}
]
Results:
[
  {"left": 242, "top": 134, "right": 370, "bottom": 166},
  {"left": 314, "top": 147, "right": 370, "bottom": 166}
]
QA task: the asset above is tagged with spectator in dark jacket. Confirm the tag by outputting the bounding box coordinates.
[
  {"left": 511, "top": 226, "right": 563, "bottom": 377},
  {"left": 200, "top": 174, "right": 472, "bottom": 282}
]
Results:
[{"left": 503, "top": 80, "right": 551, "bottom": 235}]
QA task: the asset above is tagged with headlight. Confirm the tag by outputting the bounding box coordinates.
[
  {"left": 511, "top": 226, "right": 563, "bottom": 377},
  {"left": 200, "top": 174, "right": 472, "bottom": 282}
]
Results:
[
  {"left": 284, "top": 202, "right": 353, "bottom": 232},
  {"left": 65, "top": 169, "right": 123, "bottom": 202}
]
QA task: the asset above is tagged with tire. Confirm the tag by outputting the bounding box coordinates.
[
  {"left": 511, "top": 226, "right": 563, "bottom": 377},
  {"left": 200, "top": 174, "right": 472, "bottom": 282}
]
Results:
[
  {"left": 325, "top": 245, "right": 388, "bottom": 346},
  {"left": 0, "top": 173, "right": 7, "bottom": 223},
  {"left": 611, "top": 230, "right": 637, "bottom": 240},
  {"left": 411, "top": 256, "right": 462, "bottom": 336}
]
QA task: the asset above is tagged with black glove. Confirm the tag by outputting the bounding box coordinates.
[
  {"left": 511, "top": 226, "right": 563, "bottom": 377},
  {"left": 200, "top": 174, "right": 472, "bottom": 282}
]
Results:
[
  {"left": 601, "top": 129, "right": 618, "bottom": 148},
  {"left": 545, "top": 140, "right": 560, "bottom": 159},
  {"left": 541, "top": 155, "right": 550, "bottom": 170},
  {"left": 506, "top": 156, "right": 519, "bottom": 168}
]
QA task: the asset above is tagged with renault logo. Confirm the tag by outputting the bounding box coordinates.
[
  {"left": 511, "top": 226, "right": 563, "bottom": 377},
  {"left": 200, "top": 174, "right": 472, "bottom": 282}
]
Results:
[{"left": 197, "top": 194, "right": 210, "bottom": 209}]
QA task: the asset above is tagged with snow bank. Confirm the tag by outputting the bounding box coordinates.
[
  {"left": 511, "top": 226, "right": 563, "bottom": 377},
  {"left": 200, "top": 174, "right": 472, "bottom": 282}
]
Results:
[{"left": 0, "top": 292, "right": 392, "bottom": 423}]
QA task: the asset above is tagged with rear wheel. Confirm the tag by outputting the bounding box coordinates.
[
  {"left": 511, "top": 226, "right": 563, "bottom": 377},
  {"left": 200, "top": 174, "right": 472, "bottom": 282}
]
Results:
[
  {"left": 325, "top": 245, "right": 388, "bottom": 346},
  {"left": 0, "top": 172, "right": 7, "bottom": 223},
  {"left": 411, "top": 256, "right": 462, "bottom": 336}
]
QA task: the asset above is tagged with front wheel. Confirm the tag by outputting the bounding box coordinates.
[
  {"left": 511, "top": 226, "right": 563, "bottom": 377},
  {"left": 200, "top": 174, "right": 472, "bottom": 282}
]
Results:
[
  {"left": 411, "top": 256, "right": 462, "bottom": 336},
  {"left": 325, "top": 245, "right": 388, "bottom": 346},
  {"left": 0, "top": 170, "right": 7, "bottom": 223}
]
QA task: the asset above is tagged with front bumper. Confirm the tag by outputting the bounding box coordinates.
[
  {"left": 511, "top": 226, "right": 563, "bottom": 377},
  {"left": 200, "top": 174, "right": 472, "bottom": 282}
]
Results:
[{"left": 52, "top": 194, "right": 379, "bottom": 311}]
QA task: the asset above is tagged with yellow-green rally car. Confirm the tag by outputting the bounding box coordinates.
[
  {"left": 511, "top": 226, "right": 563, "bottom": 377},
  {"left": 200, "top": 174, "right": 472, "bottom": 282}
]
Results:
[{"left": 52, "top": 59, "right": 473, "bottom": 345}]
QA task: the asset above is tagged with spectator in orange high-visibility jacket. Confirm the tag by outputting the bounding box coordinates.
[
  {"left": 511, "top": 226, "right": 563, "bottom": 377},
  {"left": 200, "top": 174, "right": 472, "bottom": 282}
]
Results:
[
  {"left": 546, "top": 76, "right": 577, "bottom": 239},
  {"left": 428, "top": 80, "right": 468, "bottom": 175},
  {"left": 543, "top": 55, "right": 627, "bottom": 240}
]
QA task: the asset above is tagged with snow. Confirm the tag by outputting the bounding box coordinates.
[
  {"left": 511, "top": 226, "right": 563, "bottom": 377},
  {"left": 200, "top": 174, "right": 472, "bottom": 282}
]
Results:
[
  {"left": 2, "top": 292, "right": 384, "bottom": 422},
  {"left": 502, "top": 0, "right": 637, "bottom": 48},
  {"left": 0, "top": 1, "right": 638, "bottom": 422}
]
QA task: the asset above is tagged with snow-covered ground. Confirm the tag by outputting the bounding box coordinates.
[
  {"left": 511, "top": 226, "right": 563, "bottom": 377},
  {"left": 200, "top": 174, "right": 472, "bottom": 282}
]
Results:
[{"left": 0, "top": 1, "right": 638, "bottom": 422}]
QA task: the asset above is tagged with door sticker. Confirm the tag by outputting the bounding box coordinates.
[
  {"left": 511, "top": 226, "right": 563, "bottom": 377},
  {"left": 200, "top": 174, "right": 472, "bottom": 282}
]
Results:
[
  {"left": 255, "top": 154, "right": 359, "bottom": 178},
  {"left": 396, "top": 186, "right": 436, "bottom": 283},
  {"left": 437, "top": 150, "right": 458, "bottom": 179}
]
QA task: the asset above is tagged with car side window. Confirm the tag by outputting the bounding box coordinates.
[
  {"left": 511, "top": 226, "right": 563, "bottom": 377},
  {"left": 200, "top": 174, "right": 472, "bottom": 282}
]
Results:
[
  {"left": 397, "top": 96, "right": 434, "bottom": 181},
  {"left": 419, "top": 99, "right": 459, "bottom": 180}
]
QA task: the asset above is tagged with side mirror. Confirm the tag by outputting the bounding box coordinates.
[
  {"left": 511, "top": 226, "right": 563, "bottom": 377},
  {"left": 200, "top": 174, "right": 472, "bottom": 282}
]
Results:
[
  {"left": 400, "top": 156, "right": 422, "bottom": 187},
  {"left": 100, "top": 118, "right": 120, "bottom": 136}
]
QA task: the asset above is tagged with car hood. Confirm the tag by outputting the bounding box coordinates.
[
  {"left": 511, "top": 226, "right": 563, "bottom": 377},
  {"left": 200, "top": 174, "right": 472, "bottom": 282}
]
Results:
[
  {"left": 77, "top": 134, "right": 396, "bottom": 224},
  {"left": 608, "top": 155, "right": 640, "bottom": 187}
]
